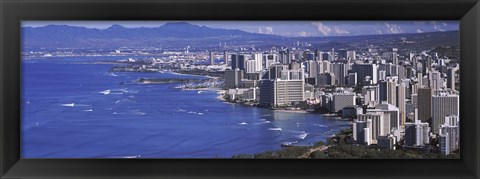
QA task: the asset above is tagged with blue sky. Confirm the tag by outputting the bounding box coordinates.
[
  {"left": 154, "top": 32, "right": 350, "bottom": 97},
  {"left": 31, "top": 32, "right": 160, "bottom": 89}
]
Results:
[{"left": 22, "top": 21, "right": 459, "bottom": 37}]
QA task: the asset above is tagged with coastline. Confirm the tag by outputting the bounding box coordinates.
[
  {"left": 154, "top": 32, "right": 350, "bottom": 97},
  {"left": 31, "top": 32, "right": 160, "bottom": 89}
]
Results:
[
  {"left": 181, "top": 87, "right": 226, "bottom": 102},
  {"left": 273, "top": 109, "right": 309, "bottom": 114},
  {"left": 166, "top": 70, "right": 218, "bottom": 79}
]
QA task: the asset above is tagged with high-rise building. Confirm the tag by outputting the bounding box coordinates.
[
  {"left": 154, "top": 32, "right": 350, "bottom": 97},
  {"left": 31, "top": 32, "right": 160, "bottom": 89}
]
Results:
[
  {"left": 223, "top": 51, "right": 228, "bottom": 65},
  {"left": 417, "top": 87, "right": 432, "bottom": 122},
  {"left": 319, "top": 60, "right": 331, "bottom": 74},
  {"left": 347, "top": 50, "right": 356, "bottom": 60},
  {"left": 404, "top": 120, "right": 430, "bottom": 147},
  {"left": 245, "top": 60, "right": 256, "bottom": 73},
  {"left": 231, "top": 54, "right": 246, "bottom": 70},
  {"left": 332, "top": 93, "right": 356, "bottom": 113},
  {"left": 392, "top": 49, "right": 398, "bottom": 65},
  {"left": 398, "top": 65, "right": 405, "bottom": 82},
  {"left": 438, "top": 132, "right": 450, "bottom": 155},
  {"left": 209, "top": 51, "right": 215, "bottom": 65},
  {"left": 348, "top": 72, "right": 357, "bottom": 86},
  {"left": 378, "top": 70, "right": 386, "bottom": 81},
  {"left": 281, "top": 69, "right": 303, "bottom": 80},
  {"left": 306, "top": 60, "right": 319, "bottom": 78},
  {"left": 322, "top": 53, "right": 330, "bottom": 62},
  {"left": 331, "top": 63, "right": 347, "bottom": 86},
  {"left": 422, "top": 56, "right": 432, "bottom": 74},
  {"left": 439, "top": 124, "right": 459, "bottom": 154},
  {"left": 263, "top": 54, "right": 277, "bottom": 69},
  {"left": 444, "top": 115, "right": 459, "bottom": 127},
  {"left": 317, "top": 73, "right": 334, "bottom": 87},
  {"left": 259, "top": 80, "right": 275, "bottom": 106},
  {"left": 417, "top": 72, "right": 424, "bottom": 89},
  {"left": 397, "top": 82, "right": 407, "bottom": 127},
  {"left": 252, "top": 53, "right": 263, "bottom": 72},
  {"left": 224, "top": 68, "right": 244, "bottom": 89},
  {"left": 259, "top": 78, "right": 304, "bottom": 106},
  {"left": 369, "top": 102, "right": 400, "bottom": 130},
  {"left": 432, "top": 93, "right": 459, "bottom": 133},
  {"left": 353, "top": 120, "right": 367, "bottom": 144},
  {"left": 429, "top": 69, "right": 443, "bottom": 91},
  {"left": 305, "top": 52, "right": 315, "bottom": 61},
  {"left": 377, "top": 134, "right": 396, "bottom": 150},
  {"left": 447, "top": 67, "right": 457, "bottom": 91},
  {"left": 268, "top": 64, "right": 287, "bottom": 80},
  {"left": 279, "top": 50, "right": 290, "bottom": 64},
  {"left": 379, "top": 77, "right": 397, "bottom": 106},
  {"left": 338, "top": 49, "right": 348, "bottom": 60},
  {"left": 352, "top": 63, "right": 378, "bottom": 84},
  {"left": 362, "top": 86, "right": 379, "bottom": 107},
  {"left": 357, "top": 112, "right": 391, "bottom": 144}
]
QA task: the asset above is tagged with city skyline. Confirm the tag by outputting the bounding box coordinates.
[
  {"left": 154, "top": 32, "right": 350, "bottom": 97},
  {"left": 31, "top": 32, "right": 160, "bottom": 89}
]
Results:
[
  {"left": 21, "top": 20, "right": 460, "bottom": 158},
  {"left": 22, "top": 21, "right": 459, "bottom": 37}
]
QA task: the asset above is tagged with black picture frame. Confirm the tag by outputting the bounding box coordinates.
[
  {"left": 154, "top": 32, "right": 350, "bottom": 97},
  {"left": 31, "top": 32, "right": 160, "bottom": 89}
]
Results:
[{"left": 1, "top": 0, "right": 479, "bottom": 178}]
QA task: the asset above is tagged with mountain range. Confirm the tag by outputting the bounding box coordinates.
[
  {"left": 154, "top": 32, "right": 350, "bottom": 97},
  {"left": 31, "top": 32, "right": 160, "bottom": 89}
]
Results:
[{"left": 22, "top": 22, "right": 459, "bottom": 51}]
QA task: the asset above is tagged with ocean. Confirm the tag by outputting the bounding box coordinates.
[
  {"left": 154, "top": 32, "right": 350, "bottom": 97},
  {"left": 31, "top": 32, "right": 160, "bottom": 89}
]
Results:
[{"left": 21, "top": 56, "right": 351, "bottom": 158}]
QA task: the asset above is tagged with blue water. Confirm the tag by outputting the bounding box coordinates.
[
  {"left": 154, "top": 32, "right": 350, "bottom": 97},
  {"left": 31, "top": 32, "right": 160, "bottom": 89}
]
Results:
[{"left": 21, "top": 56, "right": 351, "bottom": 158}]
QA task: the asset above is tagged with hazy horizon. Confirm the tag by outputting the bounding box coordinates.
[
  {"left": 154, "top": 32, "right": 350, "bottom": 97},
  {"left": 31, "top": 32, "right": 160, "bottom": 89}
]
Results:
[{"left": 22, "top": 21, "right": 459, "bottom": 37}]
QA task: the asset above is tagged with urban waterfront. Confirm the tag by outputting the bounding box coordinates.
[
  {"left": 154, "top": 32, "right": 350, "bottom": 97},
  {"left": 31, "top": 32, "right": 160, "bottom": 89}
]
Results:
[
  {"left": 21, "top": 21, "right": 460, "bottom": 158},
  {"left": 21, "top": 56, "right": 350, "bottom": 158}
]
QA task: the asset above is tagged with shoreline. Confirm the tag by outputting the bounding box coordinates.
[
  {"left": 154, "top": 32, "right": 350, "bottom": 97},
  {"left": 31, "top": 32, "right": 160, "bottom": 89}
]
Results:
[
  {"left": 166, "top": 70, "right": 218, "bottom": 79},
  {"left": 180, "top": 87, "right": 227, "bottom": 102}
]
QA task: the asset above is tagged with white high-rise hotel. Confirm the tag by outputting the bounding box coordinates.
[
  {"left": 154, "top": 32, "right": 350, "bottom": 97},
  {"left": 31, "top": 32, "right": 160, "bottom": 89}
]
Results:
[{"left": 432, "top": 92, "right": 459, "bottom": 133}]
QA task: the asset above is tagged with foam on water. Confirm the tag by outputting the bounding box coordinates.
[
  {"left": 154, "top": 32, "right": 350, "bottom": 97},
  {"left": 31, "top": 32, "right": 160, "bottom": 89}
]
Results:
[
  {"left": 60, "top": 103, "right": 75, "bottom": 107},
  {"left": 268, "top": 128, "right": 282, "bottom": 131},
  {"left": 296, "top": 133, "right": 308, "bottom": 140},
  {"left": 314, "top": 124, "right": 327, "bottom": 128},
  {"left": 237, "top": 122, "right": 248, "bottom": 125},
  {"left": 177, "top": 108, "right": 188, "bottom": 112},
  {"left": 99, "top": 90, "right": 111, "bottom": 95}
]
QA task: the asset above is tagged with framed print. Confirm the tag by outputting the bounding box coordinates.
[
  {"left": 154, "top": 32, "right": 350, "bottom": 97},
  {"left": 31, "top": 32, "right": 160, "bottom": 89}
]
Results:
[{"left": 1, "top": 0, "right": 479, "bottom": 178}]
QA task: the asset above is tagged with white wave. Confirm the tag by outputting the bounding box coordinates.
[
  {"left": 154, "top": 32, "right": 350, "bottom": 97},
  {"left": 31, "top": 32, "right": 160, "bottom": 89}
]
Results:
[
  {"left": 177, "top": 109, "right": 188, "bottom": 112},
  {"left": 113, "top": 112, "right": 118, "bottom": 115},
  {"left": 268, "top": 128, "right": 282, "bottom": 131},
  {"left": 61, "top": 103, "right": 75, "bottom": 107},
  {"left": 99, "top": 90, "right": 111, "bottom": 95},
  {"left": 83, "top": 109, "right": 93, "bottom": 112},
  {"left": 197, "top": 113, "right": 204, "bottom": 115},
  {"left": 296, "top": 133, "right": 308, "bottom": 140},
  {"left": 120, "top": 155, "right": 141, "bottom": 158},
  {"left": 132, "top": 111, "right": 146, "bottom": 116},
  {"left": 314, "top": 124, "right": 327, "bottom": 128},
  {"left": 259, "top": 118, "right": 267, "bottom": 121},
  {"left": 238, "top": 122, "right": 248, "bottom": 125}
]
